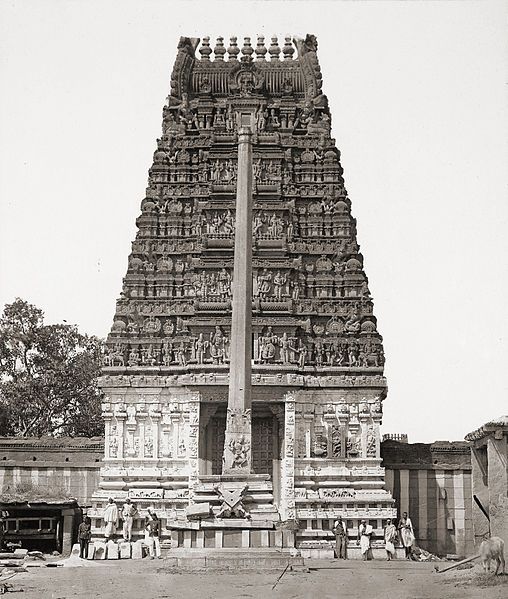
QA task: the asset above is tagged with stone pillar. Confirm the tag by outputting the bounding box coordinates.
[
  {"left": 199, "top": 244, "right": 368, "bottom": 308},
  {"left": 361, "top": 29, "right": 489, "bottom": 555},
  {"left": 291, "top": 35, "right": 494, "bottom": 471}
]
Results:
[
  {"left": 61, "top": 509, "right": 75, "bottom": 556},
  {"left": 487, "top": 435, "right": 508, "bottom": 546},
  {"left": 222, "top": 126, "right": 253, "bottom": 475}
]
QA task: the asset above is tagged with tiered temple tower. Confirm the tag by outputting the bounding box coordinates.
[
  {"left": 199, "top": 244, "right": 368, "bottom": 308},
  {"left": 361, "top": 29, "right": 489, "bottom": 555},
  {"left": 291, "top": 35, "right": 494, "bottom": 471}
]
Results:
[{"left": 92, "top": 34, "right": 396, "bottom": 557}]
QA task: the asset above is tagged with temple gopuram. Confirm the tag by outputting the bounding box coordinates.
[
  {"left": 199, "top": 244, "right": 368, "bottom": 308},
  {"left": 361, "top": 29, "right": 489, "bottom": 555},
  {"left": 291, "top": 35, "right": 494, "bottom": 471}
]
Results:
[{"left": 91, "top": 34, "right": 396, "bottom": 559}]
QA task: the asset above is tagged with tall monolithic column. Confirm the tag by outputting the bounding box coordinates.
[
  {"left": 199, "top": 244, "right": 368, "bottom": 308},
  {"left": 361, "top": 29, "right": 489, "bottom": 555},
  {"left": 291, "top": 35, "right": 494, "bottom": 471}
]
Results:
[{"left": 222, "top": 126, "right": 253, "bottom": 475}]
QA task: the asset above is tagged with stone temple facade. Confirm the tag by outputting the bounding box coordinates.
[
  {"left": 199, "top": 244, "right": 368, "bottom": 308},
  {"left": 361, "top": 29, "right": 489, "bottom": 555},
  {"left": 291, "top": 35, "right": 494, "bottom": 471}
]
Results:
[{"left": 91, "top": 34, "right": 396, "bottom": 556}]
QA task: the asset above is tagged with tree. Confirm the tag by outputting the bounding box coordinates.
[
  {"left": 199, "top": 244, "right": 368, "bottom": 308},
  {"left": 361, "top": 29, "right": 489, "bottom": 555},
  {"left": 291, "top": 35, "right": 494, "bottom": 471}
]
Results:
[{"left": 0, "top": 298, "right": 104, "bottom": 437}]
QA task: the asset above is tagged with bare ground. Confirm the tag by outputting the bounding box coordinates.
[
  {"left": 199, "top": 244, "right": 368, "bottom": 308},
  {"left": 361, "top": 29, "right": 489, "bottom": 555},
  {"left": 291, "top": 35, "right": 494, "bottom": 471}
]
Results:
[{"left": 6, "top": 558, "right": 508, "bottom": 599}]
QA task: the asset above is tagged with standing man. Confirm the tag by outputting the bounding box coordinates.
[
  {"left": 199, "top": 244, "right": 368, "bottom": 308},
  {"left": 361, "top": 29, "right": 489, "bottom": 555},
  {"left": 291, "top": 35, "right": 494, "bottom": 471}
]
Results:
[
  {"left": 78, "top": 516, "right": 92, "bottom": 559},
  {"left": 122, "top": 498, "right": 138, "bottom": 542},
  {"left": 358, "top": 519, "right": 374, "bottom": 561},
  {"left": 398, "top": 512, "right": 415, "bottom": 559},
  {"left": 103, "top": 497, "right": 118, "bottom": 539},
  {"left": 384, "top": 518, "right": 398, "bottom": 561},
  {"left": 144, "top": 508, "right": 162, "bottom": 559},
  {"left": 0, "top": 510, "right": 8, "bottom": 551},
  {"left": 332, "top": 516, "right": 348, "bottom": 559}
]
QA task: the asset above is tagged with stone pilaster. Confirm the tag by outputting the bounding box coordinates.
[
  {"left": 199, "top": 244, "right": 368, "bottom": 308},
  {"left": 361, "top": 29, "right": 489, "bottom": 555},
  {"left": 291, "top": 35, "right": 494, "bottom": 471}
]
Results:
[
  {"left": 280, "top": 393, "right": 296, "bottom": 521},
  {"left": 187, "top": 394, "right": 201, "bottom": 503}
]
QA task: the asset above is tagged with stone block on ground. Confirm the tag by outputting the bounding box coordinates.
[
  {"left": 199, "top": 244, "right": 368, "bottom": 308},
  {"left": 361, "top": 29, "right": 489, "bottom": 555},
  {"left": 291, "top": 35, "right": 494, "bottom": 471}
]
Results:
[
  {"left": 131, "top": 540, "right": 144, "bottom": 559},
  {"left": 70, "top": 543, "right": 80, "bottom": 557},
  {"left": 94, "top": 541, "right": 106, "bottom": 560},
  {"left": 107, "top": 540, "right": 119, "bottom": 559},
  {"left": 13, "top": 549, "right": 29, "bottom": 557},
  {"left": 87, "top": 543, "right": 96, "bottom": 560},
  {"left": 119, "top": 542, "right": 131, "bottom": 559}
]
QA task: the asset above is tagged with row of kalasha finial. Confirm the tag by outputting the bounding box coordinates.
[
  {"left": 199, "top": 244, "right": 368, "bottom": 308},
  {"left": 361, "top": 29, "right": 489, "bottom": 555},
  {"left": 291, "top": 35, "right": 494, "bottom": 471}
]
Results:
[{"left": 197, "top": 35, "right": 296, "bottom": 62}]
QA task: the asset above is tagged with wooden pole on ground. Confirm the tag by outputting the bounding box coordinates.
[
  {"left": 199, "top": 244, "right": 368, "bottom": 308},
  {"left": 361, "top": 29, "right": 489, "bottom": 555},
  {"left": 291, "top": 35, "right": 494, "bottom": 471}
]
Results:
[{"left": 435, "top": 554, "right": 480, "bottom": 573}]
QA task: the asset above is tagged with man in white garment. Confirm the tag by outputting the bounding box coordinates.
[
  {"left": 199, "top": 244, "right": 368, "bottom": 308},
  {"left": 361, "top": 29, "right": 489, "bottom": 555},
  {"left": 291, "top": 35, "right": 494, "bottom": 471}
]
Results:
[
  {"left": 384, "top": 518, "right": 398, "bottom": 561},
  {"left": 122, "top": 498, "right": 138, "bottom": 542},
  {"left": 358, "top": 519, "right": 373, "bottom": 561},
  {"left": 103, "top": 497, "right": 118, "bottom": 539},
  {"left": 398, "top": 512, "right": 415, "bottom": 559}
]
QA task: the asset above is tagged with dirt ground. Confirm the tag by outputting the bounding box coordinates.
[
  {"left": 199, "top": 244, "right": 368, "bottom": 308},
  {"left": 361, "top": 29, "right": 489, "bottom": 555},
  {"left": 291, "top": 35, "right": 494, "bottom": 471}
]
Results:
[{"left": 6, "top": 558, "right": 508, "bottom": 599}]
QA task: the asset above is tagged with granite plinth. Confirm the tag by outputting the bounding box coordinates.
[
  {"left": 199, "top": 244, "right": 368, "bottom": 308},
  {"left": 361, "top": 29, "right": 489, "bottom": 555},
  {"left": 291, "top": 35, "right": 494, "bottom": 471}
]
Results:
[
  {"left": 162, "top": 548, "right": 304, "bottom": 570},
  {"left": 200, "top": 519, "right": 275, "bottom": 529}
]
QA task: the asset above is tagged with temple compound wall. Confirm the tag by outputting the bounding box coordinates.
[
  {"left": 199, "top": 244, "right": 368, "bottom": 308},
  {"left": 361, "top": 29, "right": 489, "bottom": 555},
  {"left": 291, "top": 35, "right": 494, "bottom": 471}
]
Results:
[
  {"left": 381, "top": 439, "right": 473, "bottom": 558},
  {"left": 0, "top": 438, "right": 474, "bottom": 557},
  {"left": 0, "top": 437, "right": 102, "bottom": 554},
  {"left": 465, "top": 416, "right": 508, "bottom": 550}
]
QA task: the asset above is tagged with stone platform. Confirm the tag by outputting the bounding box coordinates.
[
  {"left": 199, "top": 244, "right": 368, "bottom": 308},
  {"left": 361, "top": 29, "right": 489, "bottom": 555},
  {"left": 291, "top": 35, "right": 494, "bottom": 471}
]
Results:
[{"left": 163, "top": 548, "right": 304, "bottom": 570}]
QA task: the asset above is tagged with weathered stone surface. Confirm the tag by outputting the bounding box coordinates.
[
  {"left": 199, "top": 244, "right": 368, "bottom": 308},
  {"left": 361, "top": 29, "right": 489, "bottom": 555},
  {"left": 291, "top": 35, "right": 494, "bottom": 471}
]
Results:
[
  {"left": 119, "top": 542, "right": 132, "bottom": 559},
  {"left": 185, "top": 503, "right": 211, "bottom": 518},
  {"left": 94, "top": 541, "right": 106, "bottom": 560},
  {"left": 87, "top": 543, "right": 96, "bottom": 560},
  {"left": 466, "top": 416, "right": 508, "bottom": 550},
  {"left": 131, "top": 540, "right": 144, "bottom": 559},
  {"left": 106, "top": 540, "right": 119, "bottom": 559}
]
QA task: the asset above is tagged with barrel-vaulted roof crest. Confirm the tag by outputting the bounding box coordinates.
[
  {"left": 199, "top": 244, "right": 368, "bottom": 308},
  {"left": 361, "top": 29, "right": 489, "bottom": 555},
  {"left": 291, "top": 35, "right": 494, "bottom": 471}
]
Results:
[{"left": 169, "top": 34, "right": 323, "bottom": 105}]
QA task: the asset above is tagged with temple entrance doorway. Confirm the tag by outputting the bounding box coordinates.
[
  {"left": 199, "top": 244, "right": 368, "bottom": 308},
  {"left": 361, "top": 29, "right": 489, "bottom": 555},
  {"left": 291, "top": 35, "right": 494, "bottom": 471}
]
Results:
[
  {"left": 207, "top": 411, "right": 279, "bottom": 476},
  {"left": 202, "top": 405, "right": 282, "bottom": 504}
]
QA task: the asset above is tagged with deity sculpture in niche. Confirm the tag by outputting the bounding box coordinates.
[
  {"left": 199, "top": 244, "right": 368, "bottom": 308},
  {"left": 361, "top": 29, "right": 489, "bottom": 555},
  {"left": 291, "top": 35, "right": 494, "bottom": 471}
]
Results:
[
  {"left": 176, "top": 343, "right": 188, "bottom": 367},
  {"left": 331, "top": 426, "right": 342, "bottom": 458},
  {"left": 128, "top": 347, "right": 140, "bottom": 367},
  {"left": 252, "top": 212, "right": 264, "bottom": 236},
  {"left": 126, "top": 405, "right": 136, "bottom": 425},
  {"left": 162, "top": 339, "right": 174, "bottom": 366},
  {"left": 145, "top": 433, "right": 154, "bottom": 457},
  {"left": 255, "top": 269, "right": 272, "bottom": 299},
  {"left": 291, "top": 339, "right": 308, "bottom": 369},
  {"left": 366, "top": 427, "right": 376, "bottom": 457},
  {"left": 346, "top": 432, "right": 361, "bottom": 458},
  {"left": 209, "top": 326, "right": 228, "bottom": 364},
  {"left": 194, "top": 333, "right": 209, "bottom": 364},
  {"left": 109, "top": 425, "right": 118, "bottom": 458},
  {"left": 279, "top": 332, "right": 292, "bottom": 364},
  {"left": 312, "top": 433, "right": 327, "bottom": 457},
  {"left": 228, "top": 436, "right": 251, "bottom": 469},
  {"left": 273, "top": 271, "right": 288, "bottom": 301},
  {"left": 259, "top": 326, "right": 278, "bottom": 363}
]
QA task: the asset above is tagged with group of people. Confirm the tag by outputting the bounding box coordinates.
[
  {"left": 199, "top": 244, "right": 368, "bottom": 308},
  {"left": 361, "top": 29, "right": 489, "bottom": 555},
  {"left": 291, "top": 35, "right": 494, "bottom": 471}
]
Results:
[
  {"left": 77, "top": 497, "right": 162, "bottom": 560},
  {"left": 333, "top": 512, "right": 415, "bottom": 561}
]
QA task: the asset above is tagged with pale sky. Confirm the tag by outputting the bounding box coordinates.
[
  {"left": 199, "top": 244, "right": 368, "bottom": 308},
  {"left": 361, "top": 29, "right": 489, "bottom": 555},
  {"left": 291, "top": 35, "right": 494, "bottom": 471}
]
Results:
[{"left": 1, "top": 0, "right": 507, "bottom": 443}]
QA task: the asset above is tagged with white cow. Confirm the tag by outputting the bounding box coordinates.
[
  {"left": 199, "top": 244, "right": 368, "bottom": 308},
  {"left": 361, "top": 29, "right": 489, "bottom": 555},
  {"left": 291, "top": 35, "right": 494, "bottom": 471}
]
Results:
[{"left": 479, "top": 536, "right": 505, "bottom": 575}]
